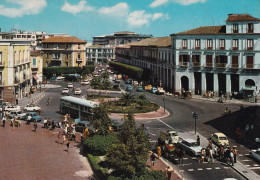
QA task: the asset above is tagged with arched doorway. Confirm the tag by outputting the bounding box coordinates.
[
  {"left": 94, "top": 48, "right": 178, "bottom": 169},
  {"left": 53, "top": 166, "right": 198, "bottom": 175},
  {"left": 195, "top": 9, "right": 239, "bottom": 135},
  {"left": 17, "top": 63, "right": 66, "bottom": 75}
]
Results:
[
  {"left": 181, "top": 76, "right": 189, "bottom": 91},
  {"left": 245, "top": 79, "right": 255, "bottom": 86}
]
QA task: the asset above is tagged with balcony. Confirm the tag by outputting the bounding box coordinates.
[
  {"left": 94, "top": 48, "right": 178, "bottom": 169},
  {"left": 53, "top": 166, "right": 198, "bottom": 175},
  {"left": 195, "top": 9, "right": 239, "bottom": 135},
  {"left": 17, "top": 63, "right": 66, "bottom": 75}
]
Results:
[
  {"left": 219, "top": 47, "right": 225, "bottom": 50},
  {"left": 0, "top": 62, "right": 5, "bottom": 68},
  {"left": 51, "top": 57, "right": 62, "bottom": 61},
  {"left": 230, "top": 64, "right": 239, "bottom": 69},
  {"left": 246, "top": 64, "right": 254, "bottom": 69},
  {"left": 192, "top": 62, "right": 201, "bottom": 68},
  {"left": 76, "top": 58, "right": 83, "bottom": 62},
  {"left": 216, "top": 63, "right": 227, "bottom": 68},
  {"left": 31, "top": 67, "right": 38, "bottom": 72},
  {"left": 195, "top": 47, "right": 200, "bottom": 50},
  {"left": 182, "top": 46, "right": 187, "bottom": 50},
  {"left": 207, "top": 47, "right": 212, "bottom": 50},
  {"left": 179, "top": 62, "right": 189, "bottom": 68},
  {"left": 247, "top": 47, "right": 253, "bottom": 51},
  {"left": 232, "top": 47, "right": 238, "bottom": 50}
]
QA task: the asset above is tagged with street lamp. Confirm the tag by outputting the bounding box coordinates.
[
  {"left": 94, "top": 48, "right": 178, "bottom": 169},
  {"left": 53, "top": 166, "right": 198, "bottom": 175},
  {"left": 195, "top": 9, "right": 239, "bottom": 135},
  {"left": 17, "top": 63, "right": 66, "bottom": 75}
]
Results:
[
  {"left": 192, "top": 112, "right": 198, "bottom": 134},
  {"left": 163, "top": 95, "right": 166, "bottom": 114}
]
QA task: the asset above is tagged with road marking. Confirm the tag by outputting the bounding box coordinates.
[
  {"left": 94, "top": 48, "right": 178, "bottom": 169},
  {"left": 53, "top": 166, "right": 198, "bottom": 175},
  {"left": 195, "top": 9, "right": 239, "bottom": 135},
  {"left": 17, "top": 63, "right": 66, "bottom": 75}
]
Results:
[
  {"left": 198, "top": 168, "right": 203, "bottom": 171},
  {"left": 249, "top": 167, "right": 260, "bottom": 170},
  {"left": 245, "top": 165, "right": 251, "bottom": 167},
  {"left": 206, "top": 168, "right": 212, "bottom": 170},
  {"left": 192, "top": 157, "right": 197, "bottom": 160},
  {"left": 150, "top": 140, "right": 157, "bottom": 143},
  {"left": 183, "top": 158, "right": 188, "bottom": 160},
  {"left": 224, "top": 167, "right": 229, "bottom": 169},
  {"left": 149, "top": 132, "right": 156, "bottom": 136},
  {"left": 188, "top": 169, "right": 194, "bottom": 171},
  {"left": 156, "top": 118, "right": 175, "bottom": 130},
  {"left": 238, "top": 154, "right": 243, "bottom": 156},
  {"left": 245, "top": 154, "right": 250, "bottom": 156},
  {"left": 215, "top": 167, "right": 221, "bottom": 170},
  {"left": 242, "top": 159, "right": 250, "bottom": 162},
  {"left": 253, "top": 164, "right": 259, "bottom": 166}
]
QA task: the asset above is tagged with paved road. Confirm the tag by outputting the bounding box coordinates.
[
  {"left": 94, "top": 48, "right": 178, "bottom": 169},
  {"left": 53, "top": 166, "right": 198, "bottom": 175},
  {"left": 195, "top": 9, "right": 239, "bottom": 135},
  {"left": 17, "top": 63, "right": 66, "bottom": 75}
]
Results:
[{"left": 23, "top": 77, "right": 259, "bottom": 180}]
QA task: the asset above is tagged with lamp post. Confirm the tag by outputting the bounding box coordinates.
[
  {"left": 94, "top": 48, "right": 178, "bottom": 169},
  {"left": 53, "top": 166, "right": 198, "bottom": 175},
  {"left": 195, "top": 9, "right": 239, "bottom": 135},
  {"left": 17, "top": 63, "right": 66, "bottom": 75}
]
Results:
[
  {"left": 163, "top": 95, "right": 166, "bottom": 114},
  {"left": 192, "top": 112, "right": 198, "bottom": 134}
]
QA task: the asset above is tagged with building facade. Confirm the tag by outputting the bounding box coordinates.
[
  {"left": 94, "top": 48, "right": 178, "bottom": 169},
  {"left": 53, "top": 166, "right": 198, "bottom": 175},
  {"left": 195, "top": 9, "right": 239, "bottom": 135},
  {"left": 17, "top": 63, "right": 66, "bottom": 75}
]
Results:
[
  {"left": 171, "top": 14, "right": 260, "bottom": 98},
  {"left": 30, "top": 50, "right": 43, "bottom": 86},
  {"left": 42, "top": 36, "right": 86, "bottom": 67},
  {"left": 86, "top": 45, "right": 115, "bottom": 64},
  {"left": 116, "top": 37, "right": 173, "bottom": 90},
  {"left": 0, "top": 40, "right": 31, "bottom": 103}
]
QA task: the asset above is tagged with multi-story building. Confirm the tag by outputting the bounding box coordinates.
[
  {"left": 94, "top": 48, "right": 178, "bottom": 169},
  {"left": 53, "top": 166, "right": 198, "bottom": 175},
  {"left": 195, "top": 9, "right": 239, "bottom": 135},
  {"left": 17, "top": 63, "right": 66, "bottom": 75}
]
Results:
[
  {"left": 42, "top": 36, "right": 86, "bottom": 67},
  {"left": 171, "top": 14, "right": 260, "bottom": 98},
  {"left": 93, "top": 31, "right": 153, "bottom": 47},
  {"left": 30, "top": 50, "right": 43, "bottom": 86},
  {"left": 116, "top": 37, "right": 172, "bottom": 89},
  {"left": 86, "top": 44, "right": 115, "bottom": 64},
  {"left": 0, "top": 39, "right": 31, "bottom": 103}
]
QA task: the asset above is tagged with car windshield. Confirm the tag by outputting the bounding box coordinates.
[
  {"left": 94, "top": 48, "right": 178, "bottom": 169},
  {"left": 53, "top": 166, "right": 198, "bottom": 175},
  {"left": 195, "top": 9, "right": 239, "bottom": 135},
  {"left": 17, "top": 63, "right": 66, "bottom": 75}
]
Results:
[{"left": 219, "top": 137, "right": 227, "bottom": 140}]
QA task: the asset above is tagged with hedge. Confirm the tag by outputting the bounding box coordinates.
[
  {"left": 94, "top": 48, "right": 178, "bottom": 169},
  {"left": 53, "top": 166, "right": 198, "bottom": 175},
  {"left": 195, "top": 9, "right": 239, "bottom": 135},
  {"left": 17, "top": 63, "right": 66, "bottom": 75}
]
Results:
[
  {"left": 43, "top": 65, "right": 95, "bottom": 79},
  {"left": 109, "top": 61, "right": 143, "bottom": 80},
  {"left": 87, "top": 154, "right": 108, "bottom": 179}
]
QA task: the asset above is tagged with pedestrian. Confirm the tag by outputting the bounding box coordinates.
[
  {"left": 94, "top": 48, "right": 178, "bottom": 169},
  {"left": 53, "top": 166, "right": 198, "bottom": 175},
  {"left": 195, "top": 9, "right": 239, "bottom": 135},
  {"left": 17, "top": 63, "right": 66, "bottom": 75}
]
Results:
[
  {"left": 34, "top": 121, "right": 38, "bottom": 133},
  {"left": 71, "top": 128, "right": 76, "bottom": 141},
  {"left": 66, "top": 141, "right": 70, "bottom": 154},
  {"left": 197, "top": 135, "right": 200, "bottom": 146},
  {"left": 209, "top": 148, "right": 214, "bottom": 163},
  {"left": 62, "top": 133, "right": 66, "bottom": 145},
  {"left": 233, "top": 147, "right": 237, "bottom": 163},
  {"left": 2, "top": 115, "right": 6, "bottom": 127},
  {"left": 230, "top": 150, "right": 234, "bottom": 166},
  {"left": 165, "top": 166, "right": 173, "bottom": 180},
  {"left": 43, "top": 118, "right": 47, "bottom": 128},
  {"left": 51, "top": 120, "right": 55, "bottom": 130},
  {"left": 26, "top": 114, "right": 32, "bottom": 125},
  {"left": 200, "top": 148, "right": 205, "bottom": 163},
  {"left": 47, "top": 118, "right": 51, "bottom": 127},
  {"left": 157, "top": 146, "right": 161, "bottom": 159},
  {"left": 58, "top": 131, "right": 61, "bottom": 144},
  {"left": 179, "top": 148, "right": 184, "bottom": 165},
  {"left": 47, "top": 97, "right": 50, "bottom": 106},
  {"left": 150, "top": 153, "right": 156, "bottom": 169}
]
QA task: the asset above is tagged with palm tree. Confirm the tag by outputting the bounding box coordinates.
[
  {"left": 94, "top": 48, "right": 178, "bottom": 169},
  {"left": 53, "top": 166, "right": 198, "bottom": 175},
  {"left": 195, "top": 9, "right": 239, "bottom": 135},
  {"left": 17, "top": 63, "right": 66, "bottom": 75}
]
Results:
[
  {"left": 120, "top": 92, "right": 135, "bottom": 106},
  {"left": 137, "top": 94, "right": 148, "bottom": 106}
]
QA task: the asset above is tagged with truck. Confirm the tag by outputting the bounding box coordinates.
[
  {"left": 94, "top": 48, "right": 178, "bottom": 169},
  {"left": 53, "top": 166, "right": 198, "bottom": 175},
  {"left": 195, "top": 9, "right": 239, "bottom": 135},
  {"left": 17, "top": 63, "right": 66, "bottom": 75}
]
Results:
[
  {"left": 157, "top": 87, "right": 166, "bottom": 95},
  {"left": 157, "top": 131, "right": 180, "bottom": 160}
]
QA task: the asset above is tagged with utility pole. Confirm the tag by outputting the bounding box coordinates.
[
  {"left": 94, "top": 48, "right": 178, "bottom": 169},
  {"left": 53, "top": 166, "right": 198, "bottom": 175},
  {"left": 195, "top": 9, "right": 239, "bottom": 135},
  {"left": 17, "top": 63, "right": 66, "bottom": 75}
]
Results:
[{"left": 192, "top": 112, "right": 198, "bottom": 134}]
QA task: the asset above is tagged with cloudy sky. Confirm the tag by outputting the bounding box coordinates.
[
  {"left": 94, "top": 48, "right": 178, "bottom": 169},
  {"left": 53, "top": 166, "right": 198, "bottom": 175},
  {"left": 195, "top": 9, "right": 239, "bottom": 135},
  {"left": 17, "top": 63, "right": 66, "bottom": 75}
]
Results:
[{"left": 0, "top": 0, "right": 259, "bottom": 41}]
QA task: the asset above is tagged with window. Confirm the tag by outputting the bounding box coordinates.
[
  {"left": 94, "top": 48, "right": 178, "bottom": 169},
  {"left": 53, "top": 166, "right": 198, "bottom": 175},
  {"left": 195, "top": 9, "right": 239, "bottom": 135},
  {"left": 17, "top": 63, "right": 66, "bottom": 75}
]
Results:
[
  {"left": 232, "top": 39, "right": 238, "bottom": 50},
  {"left": 247, "top": 39, "right": 253, "bottom": 50},
  {"left": 182, "top": 39, "right": 187, "bottom": 49},
  {"left": 0, "top": 52, "right": 2, "bottom": 65},
  {"left": 219, "top": 39, "right": 225, "bottom": 50},
  {"left": 78, "top": 44, "right": 81, "bottom": 49},
  {"left": 0, "top": 72, "right": 2, "bottom": 85},
  {"left": 246, "top": 56, "right": 253, "bottom": 69},
  {"left": 78, "top": 53, "right": 81, "bottom": 59},
  {"left": 179, "top": 55, "right": 189, "bottom": 67},
  {"left": 206, "top": 55, "right": 213, "bottom": 67},
  {"left": 55, "top": 44, "right": 59, "bottom": 49},
  {"left": 216, "top": 55, "right": 227, "bottom": 68},
  {"left": 46, "top": 53, "right": 49, "bottom": 58},
  {"left": 66, "top": 53, "right": 69, "bottom": 59},
  {"left": 33, "top": 57, "right": 36, "bottom": 67},
  {"left": 66, "top": 44, "right": 69, "bottom": 48},
  {"left": 195, "top": 39, "right": 200, "bottom": 49},
  {"left": 192, "top": 55, "right": 200, "bottom": 67},
  {"left": 248, "top": 23, "right": 254, "bottom": 33},
  {"left": 231, "top": 56, "right": 238, "bottom": 68},
  {"left": 207, "top": 39, "right": 213, "bottom": 49},
  {"left": 233, "top": 24, "right": 238, "bottom": 33}
]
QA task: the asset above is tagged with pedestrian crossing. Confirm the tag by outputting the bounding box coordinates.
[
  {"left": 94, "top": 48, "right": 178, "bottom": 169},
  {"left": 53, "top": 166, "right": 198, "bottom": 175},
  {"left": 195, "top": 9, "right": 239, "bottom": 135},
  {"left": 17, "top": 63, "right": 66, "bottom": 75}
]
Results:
[{"left": 185, "top": 166, "right": 230, "bottom": 172}]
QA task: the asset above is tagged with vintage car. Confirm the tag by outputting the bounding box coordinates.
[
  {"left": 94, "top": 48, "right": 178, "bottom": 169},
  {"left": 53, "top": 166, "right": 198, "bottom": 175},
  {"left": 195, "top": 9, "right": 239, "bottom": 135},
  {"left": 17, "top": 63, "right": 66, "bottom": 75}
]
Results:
[
  {"left": 126, "top": 85, "right": 134, "bottom": 92},
  {"left": 150, "top": 87, "right": 158, "bottom": 94},
  {"left": 210, "top": 133, "right": 229, "bottom": 146},
  {"left": 250, "top": 149, "right": 260, "bottom": 162},
  {"left": 24, "top": 112, "right": 42, "bottom": 122},
  {"left": 177, "top": 138, "right": 202, "bottom": 156},
  {"left": 74, "top": 88, "right": 82, "bottom": 95},
  {"left": 136, "top": 86, "right": 144, "bottom": 92},
  {"left": 8, "top": 110, "right": 27, "bottom": 120},
  {"left": 61, "top": 88, "right": 69, "bottom": 95},
  {"left": 67, "top": 83, "right": 74, "bottom": 88},
  {"left": 5, "top": 105, "right": 21, "bottom": 112},
  {"left": 24, "top": 104, "right": 41, "bottom": 112},
  {"left": 81, "top": 80, "right": 90, "bottom": 85}
]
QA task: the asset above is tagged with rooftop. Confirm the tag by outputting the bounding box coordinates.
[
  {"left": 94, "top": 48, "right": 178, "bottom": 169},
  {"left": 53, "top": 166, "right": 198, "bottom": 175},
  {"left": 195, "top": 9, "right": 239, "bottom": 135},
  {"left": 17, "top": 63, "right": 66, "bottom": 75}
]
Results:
[
  {"left": 114, "top": 31, "right": 136, "bottom": 35},
  {"left": 174, "top": 25, "right": 226, "bottom": 35},
  {"left": 42, "top": 36, "right": 86, "bottom": 44},
  {"left": 120, "top": 37, "right": 171, "bottom": 48},
  {"left": 226, "top": 14, "right": 260, "bottom": 22},
  {"left": 60, "top": 96, "right": 99, "bottom": 108}
]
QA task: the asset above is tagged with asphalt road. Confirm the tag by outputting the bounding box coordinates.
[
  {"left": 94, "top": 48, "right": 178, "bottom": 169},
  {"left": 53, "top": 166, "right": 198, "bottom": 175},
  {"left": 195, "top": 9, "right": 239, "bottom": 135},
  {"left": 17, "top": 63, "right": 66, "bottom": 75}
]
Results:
[{"left": 33, "top": 77, "right": 258, "bottom": 180}]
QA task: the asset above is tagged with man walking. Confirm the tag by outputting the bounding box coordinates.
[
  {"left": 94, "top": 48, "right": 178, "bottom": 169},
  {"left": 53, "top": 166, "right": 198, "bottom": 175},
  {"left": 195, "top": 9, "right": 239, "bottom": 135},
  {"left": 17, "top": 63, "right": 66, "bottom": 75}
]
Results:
[
  {"left": 150, "top": 153, "right": 156, "bottom": 169},
  {"left": 165, "top": 166, "right": 173, "bottom": 180},
  {"left": 179, "top": 149, "right": 185, "bottom": 165},
  {"left": 2, "top": 115, "right": 6, "bottom": 127},
  {"left": 233, "top": 146, "right": 237, "bottom": 163},
  {"left": 43, "top": 118, "right": 47, "bottom": 128},
  {"left": 197, "top": 135, "right": 200, "bottom": 146},
  {"left": 34, "top": 121, "right": 38, "bottom": 133}
]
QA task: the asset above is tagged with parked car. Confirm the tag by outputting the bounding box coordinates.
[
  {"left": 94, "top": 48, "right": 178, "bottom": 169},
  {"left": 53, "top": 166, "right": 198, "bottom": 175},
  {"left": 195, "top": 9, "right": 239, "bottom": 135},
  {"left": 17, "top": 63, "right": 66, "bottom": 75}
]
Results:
[
  {"left": 81, "top": 80, "right": 90, "bottom": 85},
  {"left": 177, "top": 138, "right": 202, "bottom": 156},
  {"left": 61, "top": 88, "right": 69, "bottom": 95},
  {"left": 8, "top": 110, "right": 27, "bottom": 120},
  {"left": 74, "top": 88, "right": 82, "bottom": 95},
  {"left": 50, "top": 77, "right": 57, "bottom": 80},
  {"left": 136, "top": 86, "right": 144, "bottom": 92},
  {"left": 24, "top": 104, "right": 41, "bottom": 112},
  {"left": 126, "top": 85, "right": 134, "bottom": 92},
  {"left": 250, "top": 149, "right": 260, "bottom": 162},
  {"left": 157, "top": 87, "right": 166, "bottom": 95},
  {"left": 210, "top": 133, "right": 229, "bottom": 146},
  {"left": 67, "top": 83, "right": 74, "bottom": 88},
  {"left": 150, "top": 87, "right": 158, "bottom": 94},
  {"left": 75, "top": 118, "right": 91, "bottom": 133},
  {"left": 24, "top": 112, "right": 42, "bottom": 122},
  {"left": 5, "top": 105, "right": 21, "bottom": 112},
  {"left": 125, "top": 79, "right": 132, "bottom": 84},
  {"left": 145, "top": 85, "right": 152, "bottom": 91},
  {"left": 56, "top": 76, "right": 65, "bottom": 80}
]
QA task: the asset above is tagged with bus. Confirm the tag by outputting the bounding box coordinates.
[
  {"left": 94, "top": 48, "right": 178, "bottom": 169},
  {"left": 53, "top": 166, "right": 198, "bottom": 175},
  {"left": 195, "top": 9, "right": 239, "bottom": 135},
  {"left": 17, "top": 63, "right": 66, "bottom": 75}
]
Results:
[{"left": 60, "top": 96, "right": 99, "bottom": 120}]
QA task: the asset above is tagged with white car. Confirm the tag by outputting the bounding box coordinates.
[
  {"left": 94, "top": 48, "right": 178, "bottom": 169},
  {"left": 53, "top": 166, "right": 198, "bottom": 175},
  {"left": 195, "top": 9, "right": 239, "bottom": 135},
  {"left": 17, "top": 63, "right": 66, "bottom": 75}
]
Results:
[
  {"left": 74, "top": 88, "right": 82, "bottom": 95},
  {"left": 67, "top": 83, "right": 73, "bottom": 88},
  {"left": 56, "top": 76, "right": 65, "bottom": 80},
  {"left": 8, "top": 110, "right": 27, "bottom": 120},
  {"left": 81, "top": 80, "right": 90, "bottom": 85},
  {"left": 210, "top": 133, "right": 229, "bottom": 146},
  {"left": 177, "top": 138, "right": 202, "bottom": 156},
  {"left": 5, "top": 105, "right": 21, "bottom": 112},
  {"left": 24, "top": 104, "right": 41, "bottom": 112},
  {"left": 61, "top": 88, "right": 69, "bottom": 94},
  {"left": 250, "top": 149, "right": 260, "bottom": 162}
]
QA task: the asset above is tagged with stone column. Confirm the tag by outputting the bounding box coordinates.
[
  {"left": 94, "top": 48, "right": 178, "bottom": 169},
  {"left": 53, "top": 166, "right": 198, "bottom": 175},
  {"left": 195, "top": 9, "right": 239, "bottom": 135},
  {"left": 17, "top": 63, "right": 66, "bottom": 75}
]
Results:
[
  {"left": 213, "top": 73, "right": 219, "bottom": 96},
  {"left": 201, "top": 72, "right": 206, "bottom": 95},
  {"left": 226, "top": 73, "right": 231, "bottom": 97}
]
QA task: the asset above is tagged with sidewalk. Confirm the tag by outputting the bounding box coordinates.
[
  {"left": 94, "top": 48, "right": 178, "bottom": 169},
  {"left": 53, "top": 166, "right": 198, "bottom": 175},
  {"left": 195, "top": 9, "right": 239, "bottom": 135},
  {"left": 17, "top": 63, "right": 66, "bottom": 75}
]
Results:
[
  {"left": 147, "top": 152, "right": 182, "bottom": 180},
  {"left": 0, "top": 121, "right": 93, "bottom": 179}
]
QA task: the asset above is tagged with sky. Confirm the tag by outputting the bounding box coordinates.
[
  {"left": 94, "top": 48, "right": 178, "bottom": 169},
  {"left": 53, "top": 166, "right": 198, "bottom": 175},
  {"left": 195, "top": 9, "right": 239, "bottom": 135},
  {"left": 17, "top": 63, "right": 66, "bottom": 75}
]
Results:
[{"left": 0, "top": 0, "right": 259, "bottom": 42}]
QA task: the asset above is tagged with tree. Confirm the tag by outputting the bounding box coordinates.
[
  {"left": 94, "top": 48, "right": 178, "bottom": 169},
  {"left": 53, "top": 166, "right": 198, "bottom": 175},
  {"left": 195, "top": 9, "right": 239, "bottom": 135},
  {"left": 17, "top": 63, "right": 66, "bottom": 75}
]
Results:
[
  {"left": 90, "top": 102, "right": 112, "bottom": 135},
  {"left": 106, "top": 113, "right": 151, "bottom": 178},
  {"left": 137, "top": 94, "right": 148, "bottom": 106},
  {"left": 120, "top": 92, "right": 135, "bottom": 106}
]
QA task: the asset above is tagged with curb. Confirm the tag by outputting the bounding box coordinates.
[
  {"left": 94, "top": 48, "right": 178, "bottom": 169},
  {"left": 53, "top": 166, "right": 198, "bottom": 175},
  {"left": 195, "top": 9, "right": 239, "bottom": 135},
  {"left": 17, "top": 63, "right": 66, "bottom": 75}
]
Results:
[
  {"left": 191, "top": 97, "right": 260, "bottom": 106},
  {"left": 231, "top": 161, "right": 260, "bottom": 180}
]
